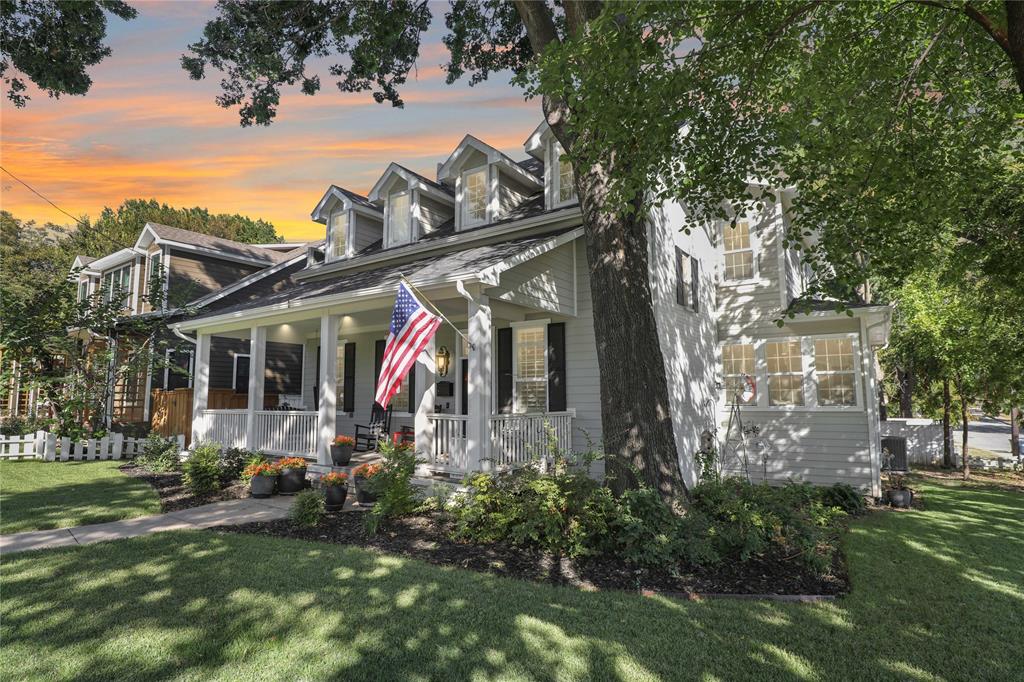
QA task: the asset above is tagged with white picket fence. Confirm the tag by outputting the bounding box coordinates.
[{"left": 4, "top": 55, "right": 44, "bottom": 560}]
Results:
[{"left": 0, "top": 431, "right": 184, "bottom": 462}]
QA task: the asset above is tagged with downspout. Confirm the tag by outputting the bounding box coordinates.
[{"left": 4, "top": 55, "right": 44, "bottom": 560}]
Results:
[{"left": 172, "top": 326, "right": 197, "bottom": 345}]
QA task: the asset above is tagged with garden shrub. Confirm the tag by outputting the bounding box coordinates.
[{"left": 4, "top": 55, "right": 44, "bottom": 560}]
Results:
[
  {"left": 182, "top": 442, "right": 222, "bottom": 496},
  {"left": 0, "top": 414, "right": 55, "bottom": 436},
  {"left": 219, "top": 447, "right": 255, "bottom": 483},
  {"left": 135, "top": 432, "right": 181, "bottom": 472},
  {"left": 451, "top": 461, "right": 618, "bottom": 558},
  {"left": 365, "top": 440, "right": 419, "bottom": 534},
  {"left": 818, "top": 483, "right": 867, "bottom": 515},
  {"left": 290, "top": 490, "right": 324, "bottom": 527}
]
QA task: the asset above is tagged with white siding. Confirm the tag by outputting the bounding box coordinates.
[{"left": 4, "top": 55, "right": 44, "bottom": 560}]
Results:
[
  {"left": 417, "top": 194, "right": 454, "bottom": 234},
  {"left": 719, "top": 411, "right": 874, "bottom": 490},
  {"left": 496, "top": 172, "right": 534, "bottom": 218},
  {"left": 564, "top": 239, "right": 603, "bottom": 463},
  {"left": 488, "top": 242, "right": 576, "bottom": 315},
  {"left": 648, "top": 202, "right": 720, "bottom": 487},
  {"left": 352, "top": 213, "right": 383, "bottom": 253}
]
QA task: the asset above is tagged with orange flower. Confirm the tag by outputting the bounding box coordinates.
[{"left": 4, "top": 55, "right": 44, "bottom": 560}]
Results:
[
  {"left": 244, "top": 462, "right": 279, "bottom": 477},
  {"left": 333, "top": 435, "right": 355, "bottom": 446},
  {"left": 352, "top": 463, "right": 382, "bottom": 479},
  {"left": 277, "top": 457, "right": 308, "bottom": 469},
  {"left": 321, "top": 471, "right": 349, "bottom": 486}
]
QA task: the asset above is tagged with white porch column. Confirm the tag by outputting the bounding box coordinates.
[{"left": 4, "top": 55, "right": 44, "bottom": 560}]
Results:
[
  {"left": 245, "top": 326, "right": 267, "bottom": 450},
  {"left": 316, "top": 314, "right": 340, "bottom": 465},
  {"left": 466, "top": 294, "right": 492, "bottom": 472},
  {"left": 414, "top": 334, "right": 436, "bottom": 458},
  {"left": 191, "top": 332, "right": 211, "bottom": 446}
]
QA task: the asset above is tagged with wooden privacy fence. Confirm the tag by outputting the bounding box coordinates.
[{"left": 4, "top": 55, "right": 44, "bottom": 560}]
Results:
[
  {"left": 0, "top": 431, "right": 185, "bottom": 461},
  {"left": 150, "top": 388, "right": 248, "bottom": 446}
]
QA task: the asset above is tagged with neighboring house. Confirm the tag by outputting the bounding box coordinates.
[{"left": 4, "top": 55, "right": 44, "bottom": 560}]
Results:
[
  {"left": 172, "top": 126, "right": 891, "bottom": 496},
  {"left": 66, "top": 224, "right": 313, "bottom": 431}
]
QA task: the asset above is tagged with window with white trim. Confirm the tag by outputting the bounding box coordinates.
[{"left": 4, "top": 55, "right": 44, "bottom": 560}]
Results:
[
  {"left": 723, "top": 220, "right": 754, "bottom": 281},
  {"left": 722, "top": 343, "right": 756, "bottom": 405},
  {"left": 329, "top": 210, "right": 349, "bottom": 260},
  {"left": 675, "top": 247, "right": 699, "bottom": 310},
  {"left": 514, "top": 324, "right": 547, "bottom": 413},
  {"left": 146, "top": 252, "right": 163, "bottom": 302},
  {"left": 814, "top": 337, "right": 857, "bottom": 406},
  {"left": 554, "top": 143, "right": 576, "bottom": 204},
  {"left": 232, "top": 353, "right": 251, "bottom": 394},
  {"left": 388, "top": 191, "right": 411, "bottom": 246},
  {"left": 102, "top": 265, "right": 132, "bottom": 308},
  {"left": 765, "top": 339, "right": 804, "bottom": 406},
  {"left": 335, "top": 339, "right": 346, "bottom": 409},
  {"left": 391, "top": 370, "right": 412, "bottom": 413},
  {"left": 462, "top": 167, "right": 487, "bottom": 225},
  {"left": 77, "top": 280, "right": 88, "bottom": 302}
]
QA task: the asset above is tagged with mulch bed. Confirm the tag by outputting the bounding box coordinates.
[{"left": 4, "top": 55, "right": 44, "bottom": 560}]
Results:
[
  {"left": 213, "top": 511, "right": 849, "bottom": 597},
  {"left": 120, "top": 464, "right": 248, "bottom": 513}
]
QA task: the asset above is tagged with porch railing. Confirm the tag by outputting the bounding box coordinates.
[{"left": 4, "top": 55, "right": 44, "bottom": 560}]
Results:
[
  {"left": 254, "top": 410, "right": 317, "bottom": 456},
  {"left": 426, "top": 414, "right": 469, "bottom": 473},
  {"left": 200, "top": 409, "right": 247, "bottom": 449},
  {"left": 489, "top": 410, "right": 575, "bottom": 469}
]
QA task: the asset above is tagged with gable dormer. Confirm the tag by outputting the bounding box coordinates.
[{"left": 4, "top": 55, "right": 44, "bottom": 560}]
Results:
[
  {"left": 437, "top": 135, "right": 543, "bottom": 231},
  {"left": 368, "top": 163, "right": 455, "bottom": 248},
  {"left": 524, "top": 122, "right": 578, "bottom": 211},
  {"left": 311, "top": 185, "right": 383, "bottom": 261}
]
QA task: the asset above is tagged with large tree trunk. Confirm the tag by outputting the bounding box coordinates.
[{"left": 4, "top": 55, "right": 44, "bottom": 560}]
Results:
[
  {"left": 898, "top": 367, "right": 914, "bottom": 418},
  {"left": 576, "top": 178, "right": 688, "bottom": 501},
  {"left": 960, "top": 394, "right": 970, "bottom": 480},
  {"left": 1011, "top": 406, "right": 1021, "bottom": 459},
  {"left": 942, "top": 377, "right": 953, "bottom": 468}
]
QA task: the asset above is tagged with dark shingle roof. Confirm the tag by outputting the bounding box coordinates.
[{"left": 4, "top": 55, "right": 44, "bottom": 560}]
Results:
[
  {"left": 516, "top": 157, "right": 544, "bottom": 178},
  {"left": 192, "top": 228, "right": 575, "bottom": 321},
  {"left": 394, "top": 164, "right": 454, "bottom": 196},
  {"left": 147, "top": 223, "right": 292, "bottom": 263},
  {"left": 328, "top": 185, "right": 378, "bottom": 211}
]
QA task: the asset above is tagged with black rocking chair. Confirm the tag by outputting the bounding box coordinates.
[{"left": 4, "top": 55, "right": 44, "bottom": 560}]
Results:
[{"left": 354, "top": 403, "right": 392, "bottom": 452}]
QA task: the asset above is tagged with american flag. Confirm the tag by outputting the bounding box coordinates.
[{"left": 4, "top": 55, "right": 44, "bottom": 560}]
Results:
[{"left": 374, "top": 281, "right": 442, "bottom": 408}]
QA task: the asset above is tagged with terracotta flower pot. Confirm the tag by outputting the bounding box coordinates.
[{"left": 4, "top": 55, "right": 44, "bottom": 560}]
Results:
[
  {"left": 324, "top": 485, "right": 348, "bottom": 511},
  {"left": 330, "top": 444, "right": 353, "bottom": 466},
  {"left": 250, "top": 475, "right": 276, "bottom": 498},
  {"left": 278, "top": 466, "right": 307, "bottom": 495}
]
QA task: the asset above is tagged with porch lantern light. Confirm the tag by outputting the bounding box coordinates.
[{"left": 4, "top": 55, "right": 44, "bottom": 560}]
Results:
[{"left": 436, "top": 345, "right": 451, "bottom": 377}]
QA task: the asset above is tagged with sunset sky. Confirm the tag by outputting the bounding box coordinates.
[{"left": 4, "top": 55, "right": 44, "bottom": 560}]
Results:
[{"left": 0, "top": 1, "right": 539, "bottom": 241}]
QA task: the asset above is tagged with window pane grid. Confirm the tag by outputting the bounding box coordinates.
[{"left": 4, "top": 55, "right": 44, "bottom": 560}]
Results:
[
  {"left": 389, "top": 193, "right": 410, "bottom": 244},
  {"left": 722, "top": 343, "right": 756, "bottom": 405},
  {"left": 330, "top": 212, "right": 348, "bottom": 258},
  {"left": 814, "top": 338, "right": 856, "bottom": 406},
  {"left": 556, "top": 145, "right": 576, "bottom": 203},
  {"left": 765, "top": 340, "right": 804, "bottom": 406},
  {"left": 723, "top": 221, "right": 754, "bottom": 281},
  {"left": 515, "top": 326, "right": 547, "bottom": 413},
  {"left": 465, "top": 170, "right": 487, "bottom": 221}
]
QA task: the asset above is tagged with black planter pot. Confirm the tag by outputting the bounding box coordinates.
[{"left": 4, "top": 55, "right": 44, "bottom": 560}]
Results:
[
  {"left": 330, "top": 444, "right": 354, "bottom": 466},
  {"left": 888, "top": 489, "right": 913, "bottom": 508},
  {"left": 278, "top": 467, "right": 307, "bottom": 495},
  {"left": 324, "top": 485, "right": 348, "bottom": 511},
  {"left": 354, "top": 477, "right": 377, "bottom": 504},
  {"left": 250, "top": 475, "right": 276, "bottom": 498}
]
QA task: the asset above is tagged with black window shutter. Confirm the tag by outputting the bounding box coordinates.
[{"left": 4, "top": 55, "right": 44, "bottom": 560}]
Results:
[
  {"left": 674, "top": 247, "right": 685, "bottom": 306},
  {"left": 460, "top": 358, "right": 468, "bottom": 415},
  {"left": 343, "top": 342, "right": 356, "bottom": 413},
  {"left": 407, "top": 361, "right": 416, "bottom": 408},
  {"left": 496, "top": 327, "right": 514, "bottom": 413},
  {"left": 547, "top": 322, "right": 566, "bottom": 412},
  {"left": 373, "top": 339, "right": 386, "bottom": 406},
  {"left": 314, "top": 346, "right": 320, "bottom": 408},
  {"left": 690, "top": 256, "right": 700, "bottom": 311}
]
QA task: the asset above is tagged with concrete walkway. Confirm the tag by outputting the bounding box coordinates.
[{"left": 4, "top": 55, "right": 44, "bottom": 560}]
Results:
[{"left": 0, "top": 496, "right": 294, "bottom": 556}]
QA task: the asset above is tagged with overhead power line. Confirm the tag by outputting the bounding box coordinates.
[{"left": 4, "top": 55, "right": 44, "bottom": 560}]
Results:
[{"left": 0, "top": 165, "right": 134, "bottom": 253}]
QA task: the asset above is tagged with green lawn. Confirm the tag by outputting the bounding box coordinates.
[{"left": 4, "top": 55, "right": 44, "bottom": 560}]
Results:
[
  {"left": 0, "top": 460, "right": 161, "bottom": 534},
  {"left": 1, "top": 479, "right": 1021, "bottom": 681}
]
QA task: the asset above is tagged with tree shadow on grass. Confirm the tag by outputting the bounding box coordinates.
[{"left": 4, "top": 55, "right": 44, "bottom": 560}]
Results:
[{"left": 0, "top": 479, "right": 1021, "bottom": 681}]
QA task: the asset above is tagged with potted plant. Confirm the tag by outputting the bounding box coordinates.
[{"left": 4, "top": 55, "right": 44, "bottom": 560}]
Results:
[
  {"left": 351, "top": 462, "right": 382, "bottom": 504},
  {"left": 320, "top": 471, "right": 349, "bottom": 511},
  {"left": 244, "top": 462, "right": 279, "bottom": 498},
  {"left": 276, "top": 457, "right": 309, "bottom": 495},
  {"left": 886, "top": 472, "right": 914, "bottom": 508},
  {"left": 331, "top": 435, "right": 355, "bottom": 466}
]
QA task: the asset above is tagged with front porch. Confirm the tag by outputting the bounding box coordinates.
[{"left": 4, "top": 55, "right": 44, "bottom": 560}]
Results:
[{"left": 188, "top": 282, "right": 577, "bottom": 477}]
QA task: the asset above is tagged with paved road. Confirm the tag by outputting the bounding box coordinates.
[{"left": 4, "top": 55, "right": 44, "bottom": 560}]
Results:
[{"left": 966, "top": 416, "right": 1019, "bottom": 457}]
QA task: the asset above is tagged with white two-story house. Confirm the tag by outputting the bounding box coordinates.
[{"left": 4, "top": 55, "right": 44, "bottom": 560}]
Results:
[{"left": 171, "top": 126, "right": 890, "bottom": 496}]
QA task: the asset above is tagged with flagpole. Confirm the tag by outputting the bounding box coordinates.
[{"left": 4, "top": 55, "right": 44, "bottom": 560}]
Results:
[{"left": 398, "top": 274, "right": 476, "bottom": 350}]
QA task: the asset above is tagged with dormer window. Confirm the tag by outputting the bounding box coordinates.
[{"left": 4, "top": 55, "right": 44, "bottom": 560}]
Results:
[
  {"left": 102, "top": 265, "right": 132, "bottom": 308},
  {"left": 554, "top": 144, "right": 576, "bottom": 205},
  {"left": 388, "top": 191, "right": 411, "bottom": 246},
  {"left": 328, "top": 210, "right": 349, "bottom": 260},
  {"left": 462, "top": 167, "right": 487, "bottom": 226}
]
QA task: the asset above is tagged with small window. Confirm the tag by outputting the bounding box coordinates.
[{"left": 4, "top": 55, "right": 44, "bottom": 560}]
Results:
[
  {"left": 722, "top": 343, "right": 756, "bottom": 405},
  {"left": 388, "top": 192, "right": 411, "bottom": 246},
  {"left": 147, "top": 253, "right": 163, "bottom": 301},
  {"left": 675, "top": 248, "right": 699, "bottom": 310},
  {"left": 329, "top": 210, "right": 349, "bottom": 259},
  {"left": 555, "top": 143, "right": 576, "bottom": 204},
  {"left": 514, "top": 325, "right": 547, "bottom": 413},
  {"left": 723, "top": 220, "right": 754, "bottom": 281},
  {"left": 815, "top": 338, "right": 857, "bottom": 406},
  {"left": 462, "top": 168, "right": 487, "bottom": 225},
  {"left": 102, "top": 265, "right": 132, "bottom": 308},
  {"left": 77, "top": 280, "right": 88, "bottom": 302},
  {"left": 765, "top": 340, "right": 804, "bottom": 406}
]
